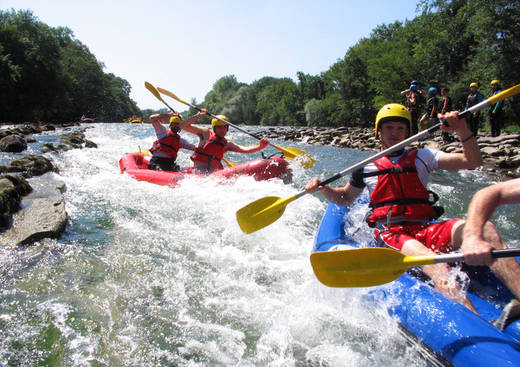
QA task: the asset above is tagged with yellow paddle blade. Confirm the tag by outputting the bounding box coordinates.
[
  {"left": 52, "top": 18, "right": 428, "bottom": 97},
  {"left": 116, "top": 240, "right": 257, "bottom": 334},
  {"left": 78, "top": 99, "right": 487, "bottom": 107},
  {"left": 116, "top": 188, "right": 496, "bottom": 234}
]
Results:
[
  {"left": 145, "top": 81, "right": 164, "bottom": 102},
  {"left": 488, "top": 83, "right": 520, "bottom": 105},
  {"left": 157, "top": 87, "right": 190, "bottom": 106},
  {"left": 310, "top": 247, "right": 436, "bottom": 287},
  {"left": 236, "top": 195, "right": 297, "bottom": 234},
  {"left": 274, "top": 145, "right": 315, "bottom": 169}
]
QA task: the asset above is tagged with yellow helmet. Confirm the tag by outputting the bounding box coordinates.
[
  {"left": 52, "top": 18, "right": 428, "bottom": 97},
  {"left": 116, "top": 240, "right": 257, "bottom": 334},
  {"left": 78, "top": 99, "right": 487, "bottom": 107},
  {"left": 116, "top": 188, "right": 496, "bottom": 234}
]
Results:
[
  {"left": 490, "top": 79, "right": 500, "bottom": 85},
  {"left": 375, "top": 103, "right": 412, "bottom": 138},
  {"left": 470, "top": 82, "right": 478, "bottom": 88},
  {"left": 169, "top": 114, "right": 183, "bottom": 124},
  {"left": 211, "top": 115, "right": 228, "bottom": 128}
]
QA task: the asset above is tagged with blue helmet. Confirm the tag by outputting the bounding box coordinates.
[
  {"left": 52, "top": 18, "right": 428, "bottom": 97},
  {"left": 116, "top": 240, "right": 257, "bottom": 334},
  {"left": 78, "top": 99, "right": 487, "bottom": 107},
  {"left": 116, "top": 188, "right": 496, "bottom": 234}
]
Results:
[
  {"left": 428, "top": 87, "right": 437, "bottom": 95},
  {"left": 409, "top": 84, "right": 418, "bottom": 91}
]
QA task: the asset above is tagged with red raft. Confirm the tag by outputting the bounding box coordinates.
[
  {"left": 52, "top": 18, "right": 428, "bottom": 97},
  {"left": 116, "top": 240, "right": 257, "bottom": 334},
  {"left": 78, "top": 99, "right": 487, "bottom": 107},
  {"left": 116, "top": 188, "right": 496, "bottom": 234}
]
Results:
[{"left": 119, "top": 152, "right": 291, "bottom": 187}]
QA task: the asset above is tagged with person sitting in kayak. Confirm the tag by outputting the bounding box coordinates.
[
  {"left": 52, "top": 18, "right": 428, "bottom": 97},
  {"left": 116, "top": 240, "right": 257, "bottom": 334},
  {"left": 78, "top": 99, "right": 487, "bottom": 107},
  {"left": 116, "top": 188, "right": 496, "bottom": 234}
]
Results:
[
  {"left": 304, "top": 103, "right": 503, "bottom": 313},
  {"left": 148, "top": 110, "right": 207, "bottom": 171},
  {"left": 183, "top": 114, "right": 269, "bottom": 173}
]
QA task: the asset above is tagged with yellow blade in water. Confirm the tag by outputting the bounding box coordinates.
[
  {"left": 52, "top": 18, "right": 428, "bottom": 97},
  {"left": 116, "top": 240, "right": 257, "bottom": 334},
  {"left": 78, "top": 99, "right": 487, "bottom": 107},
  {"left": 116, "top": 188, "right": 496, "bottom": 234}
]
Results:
[{"left": 310, "top": 247, "right": 436, "bottom": 287}]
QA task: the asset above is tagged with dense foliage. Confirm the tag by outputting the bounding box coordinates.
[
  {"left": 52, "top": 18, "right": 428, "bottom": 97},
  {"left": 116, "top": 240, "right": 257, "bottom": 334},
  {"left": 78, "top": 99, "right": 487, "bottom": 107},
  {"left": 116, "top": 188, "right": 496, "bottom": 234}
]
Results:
[
  {"left": 195, "top": 0, "right": 520, "bottom": 127},
  {"left": 2, "top": 1, "right": 519, "bottom": 127},
  {"left": 0, "top": 9, "right": 139, "bottom": 123}
]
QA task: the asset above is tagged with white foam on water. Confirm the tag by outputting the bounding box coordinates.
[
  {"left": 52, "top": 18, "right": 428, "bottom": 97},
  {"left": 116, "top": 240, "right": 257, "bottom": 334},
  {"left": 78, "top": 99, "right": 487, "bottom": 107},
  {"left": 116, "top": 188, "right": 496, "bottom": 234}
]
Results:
[{"left": 2, "top": 123, "right": 514, "bottom": 366}]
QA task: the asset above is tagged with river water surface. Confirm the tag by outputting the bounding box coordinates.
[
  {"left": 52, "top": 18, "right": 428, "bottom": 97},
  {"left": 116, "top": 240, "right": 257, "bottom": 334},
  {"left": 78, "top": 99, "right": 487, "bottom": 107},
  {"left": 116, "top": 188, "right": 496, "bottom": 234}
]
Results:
[{"left": 0, "top": 123, "right": 518, "bottom": 366}]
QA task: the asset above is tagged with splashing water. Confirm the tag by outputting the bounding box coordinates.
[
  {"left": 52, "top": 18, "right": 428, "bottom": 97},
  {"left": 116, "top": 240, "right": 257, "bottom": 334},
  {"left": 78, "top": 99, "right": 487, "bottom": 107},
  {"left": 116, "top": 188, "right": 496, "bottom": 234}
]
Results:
[{"left": 1, "top": 123, "right": 517, "bottom": 366}]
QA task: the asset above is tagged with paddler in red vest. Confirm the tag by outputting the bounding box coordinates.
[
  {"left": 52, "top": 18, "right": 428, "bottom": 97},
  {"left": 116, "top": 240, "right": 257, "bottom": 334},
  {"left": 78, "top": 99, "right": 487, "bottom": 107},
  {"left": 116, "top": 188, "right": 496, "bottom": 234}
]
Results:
[
  {"left": 183, "top": 114, "right": 269, "bottom": 173},
  {"left": 303, "top": 103, "right": 514, "bottom": 313},
  {"left": 148, "top": 110, "right": 207, "bottom": 171}
]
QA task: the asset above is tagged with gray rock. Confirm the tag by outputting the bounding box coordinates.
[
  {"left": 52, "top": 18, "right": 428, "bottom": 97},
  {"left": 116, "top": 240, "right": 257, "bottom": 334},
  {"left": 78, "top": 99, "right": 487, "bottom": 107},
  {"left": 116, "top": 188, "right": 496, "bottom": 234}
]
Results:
[
  {"left": 9, "top": 155, "right": 58, "bottom": 178},
  {"left": 0, "top": 194, "right": 67, "bottom": 246},
  {"left": 0, "top": 134, "right": 27, "bottom": 152},
  {"left": 0, "top": 174, "right": 33, "bottom": 228},
  {"left": 481, "top": 146, "right": 502, "bottom": 157}
]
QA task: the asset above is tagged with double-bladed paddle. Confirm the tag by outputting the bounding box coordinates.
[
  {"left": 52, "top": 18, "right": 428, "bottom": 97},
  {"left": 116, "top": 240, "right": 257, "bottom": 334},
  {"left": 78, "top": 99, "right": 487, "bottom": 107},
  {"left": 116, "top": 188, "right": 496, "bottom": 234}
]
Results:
[
  {"left": 156, "top": 87, "right": 316, "bottom": 169},
  {"left": 236, "top": 83, "right": 520, "bottom": 234},
  {"left": 144, "top": 81, "right": 179, "bottom": 114},
  {"left": 310, "top": 247, "right": 520, "bottom": 287}
]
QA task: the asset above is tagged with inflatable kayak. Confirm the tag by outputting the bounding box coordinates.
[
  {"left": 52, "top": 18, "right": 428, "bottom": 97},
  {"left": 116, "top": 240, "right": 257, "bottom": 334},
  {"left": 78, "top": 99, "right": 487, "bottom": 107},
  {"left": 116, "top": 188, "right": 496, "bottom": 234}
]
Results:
[
  {"left": 313, "top": 201, "right": 520, "bottom": 367},
  {"left": 119, "top": 152, "right": 291, "bottom": 187}
]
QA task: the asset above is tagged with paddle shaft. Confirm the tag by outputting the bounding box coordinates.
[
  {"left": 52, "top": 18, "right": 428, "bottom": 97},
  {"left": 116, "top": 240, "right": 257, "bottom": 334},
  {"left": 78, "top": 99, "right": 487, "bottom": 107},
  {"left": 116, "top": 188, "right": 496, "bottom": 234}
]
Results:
[
  {"left": 424, "top": 248, "right": 520, "bottom": 266},
  {"left": 160, "top": 90, "right": 265, "bottom": 140}
]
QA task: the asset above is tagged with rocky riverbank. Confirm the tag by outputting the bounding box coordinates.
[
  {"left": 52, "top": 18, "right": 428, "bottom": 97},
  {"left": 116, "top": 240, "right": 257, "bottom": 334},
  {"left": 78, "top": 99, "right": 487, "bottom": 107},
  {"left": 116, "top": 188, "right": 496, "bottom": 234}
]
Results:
[
  {"left": 263, "top": 126, "right": 520, "bottom": 178},
  {"left": 0, "top": 122, "right": 97, "bottom": 246}
]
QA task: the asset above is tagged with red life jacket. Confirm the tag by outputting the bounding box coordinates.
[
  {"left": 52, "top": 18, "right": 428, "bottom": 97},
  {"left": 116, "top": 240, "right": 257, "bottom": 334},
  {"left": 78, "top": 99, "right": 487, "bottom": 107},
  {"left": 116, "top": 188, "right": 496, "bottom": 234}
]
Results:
[
  {"left": 365, "top": 149, "right": 442, "bottom": 227},
  {"left": 150, "top": 130, "right": 181, "bottom": 159},
  {"left": 191, "top": 132, "right": 227, "bottom": 171}
]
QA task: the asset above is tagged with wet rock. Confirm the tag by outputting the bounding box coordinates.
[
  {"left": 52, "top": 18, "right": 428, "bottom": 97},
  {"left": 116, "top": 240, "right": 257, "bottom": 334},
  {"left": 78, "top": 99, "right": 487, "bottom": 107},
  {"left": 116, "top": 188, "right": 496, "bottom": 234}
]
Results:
[
  {"left": 0, "top": 174, "right": 67, "bottom": 246},
  {"left": 0, "top": 134, "right": 27, "bottom": 152},
  {"left": 59, "top": 129, "right": 97, "bottom": 150},
  {"left": 0, "top": 195, "right": 67, "bottom": 246},
  {"left": 8, "top": 155, "right": 58, "bottom": 178},
  {"left": 0, "top": 174, "right": 33, "bottom": 228}
]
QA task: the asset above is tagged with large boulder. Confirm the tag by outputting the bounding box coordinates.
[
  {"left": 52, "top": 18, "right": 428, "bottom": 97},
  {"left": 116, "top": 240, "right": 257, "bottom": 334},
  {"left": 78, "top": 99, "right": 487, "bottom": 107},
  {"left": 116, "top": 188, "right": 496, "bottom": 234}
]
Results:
[
  {"left": 0, "top": 174, "right": 33, "bottom": 228},
  {"left": 0, "top": 134, "right": 27, "bottom": 152},
  {"left": 0, "top": 196, "right": 67, "bottom": 246},
  {"left": 0, "top": 173, "right": 67, "bottom": 246},
  {"left": 8, "top": 155, "right": 58, "bottom": 178}
]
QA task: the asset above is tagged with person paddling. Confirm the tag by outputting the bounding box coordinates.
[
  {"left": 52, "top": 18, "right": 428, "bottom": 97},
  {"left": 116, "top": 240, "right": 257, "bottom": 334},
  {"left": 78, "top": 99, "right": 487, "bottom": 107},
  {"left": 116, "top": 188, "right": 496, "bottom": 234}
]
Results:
[
  {"left": 305, "top": 103, "right": 489, "bottom": 312},
  {"left": 147, "top": 111, "right": 206, "bottom": 171},
  {"left": 462, "top": 177, "right": 520, "bottom": 328},
  {"left": 183, "top": 114, "right": 270, "bottom": 173}
]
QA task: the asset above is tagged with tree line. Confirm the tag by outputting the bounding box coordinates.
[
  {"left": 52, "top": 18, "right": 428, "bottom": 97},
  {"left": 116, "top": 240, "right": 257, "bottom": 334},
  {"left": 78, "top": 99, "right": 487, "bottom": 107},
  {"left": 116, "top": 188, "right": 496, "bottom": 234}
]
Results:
[
  {"left": 0, "top": 9, "right": 139, "bottom": 123},
  {"left": 2, "top": 1, "right": 519, "bottom": 127},
  {"left": 192, "top": 0, "right": 520, "bottom": 128}
]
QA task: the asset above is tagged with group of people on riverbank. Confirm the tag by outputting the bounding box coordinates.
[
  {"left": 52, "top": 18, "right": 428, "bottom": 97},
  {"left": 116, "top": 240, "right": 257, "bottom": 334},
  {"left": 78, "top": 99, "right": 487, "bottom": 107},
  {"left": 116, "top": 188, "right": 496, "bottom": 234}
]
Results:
[
  {"left": 401, "top": 79, "right": 505, "bottom": 140},
  {"left": 147, "top": 109, "right": 269, "bottom": 173},
  {"left": 306, "top": 102, "right": 520, "bottom": 325}
]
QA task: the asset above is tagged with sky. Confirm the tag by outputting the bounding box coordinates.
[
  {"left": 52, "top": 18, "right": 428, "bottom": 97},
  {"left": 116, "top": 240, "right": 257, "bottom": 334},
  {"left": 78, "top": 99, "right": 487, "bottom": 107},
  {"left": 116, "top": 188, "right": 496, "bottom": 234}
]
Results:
[{"left": 1, "top": 0, "right": 420, "bottom": 110}]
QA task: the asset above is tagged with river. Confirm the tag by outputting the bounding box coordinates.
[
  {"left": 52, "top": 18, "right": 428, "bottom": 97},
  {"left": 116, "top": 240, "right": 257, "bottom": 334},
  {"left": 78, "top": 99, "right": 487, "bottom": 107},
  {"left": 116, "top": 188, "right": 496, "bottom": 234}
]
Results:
[{"left": 0, "top": 123, "right": 518, "bottom": 366}]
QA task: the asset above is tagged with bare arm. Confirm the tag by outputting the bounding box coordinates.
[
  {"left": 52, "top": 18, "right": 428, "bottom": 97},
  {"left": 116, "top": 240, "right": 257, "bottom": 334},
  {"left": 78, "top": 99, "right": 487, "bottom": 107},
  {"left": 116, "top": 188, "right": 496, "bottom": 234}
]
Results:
[
  {"left": 180, "top": 110, "right": 210, "bottom": 147},
  {"left": 179, "top": 109, "right": 208, "bottom": 134},
  {"left": 461, "top": 178, "right": 520, "bottom": 265},
  {"left": 437, "top": 111, "right": 483, "bottom": 170},
  {"left": 226, "top": 138, "right": 269, "bottom": 154},
  {"left": 305, "top": 179, "right": 363, "bottom": 207},
  {"left": 465, "top": 178, "right": 520, "bottom": 238},
  {"left": 149, "top": 113, "right": 170, "bottom": 135}
]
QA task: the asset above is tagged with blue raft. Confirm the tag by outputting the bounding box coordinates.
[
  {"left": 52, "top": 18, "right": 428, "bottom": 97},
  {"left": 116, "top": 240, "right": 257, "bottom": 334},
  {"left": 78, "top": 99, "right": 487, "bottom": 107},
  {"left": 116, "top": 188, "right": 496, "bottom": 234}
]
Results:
[{"left": 313, "top": 201, "right": 520, "bottom": 367}]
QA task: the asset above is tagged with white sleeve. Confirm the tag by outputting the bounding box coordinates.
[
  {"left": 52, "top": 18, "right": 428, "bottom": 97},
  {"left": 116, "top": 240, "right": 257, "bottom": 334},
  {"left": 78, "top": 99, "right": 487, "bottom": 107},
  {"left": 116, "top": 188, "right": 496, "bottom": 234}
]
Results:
[
  {"left": 417, "top": 148, "right": 446, "bottom": 172},
  {"left": 153, "top": 123, "right": 167, "bottom": 140}
]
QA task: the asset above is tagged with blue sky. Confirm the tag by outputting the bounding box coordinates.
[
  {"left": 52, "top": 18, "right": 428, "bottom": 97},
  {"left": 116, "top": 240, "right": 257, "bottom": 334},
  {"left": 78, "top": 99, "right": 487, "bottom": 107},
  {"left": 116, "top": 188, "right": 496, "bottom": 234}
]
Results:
[{"left": 2, "top": 0, "right": 420, "bottom": 110}]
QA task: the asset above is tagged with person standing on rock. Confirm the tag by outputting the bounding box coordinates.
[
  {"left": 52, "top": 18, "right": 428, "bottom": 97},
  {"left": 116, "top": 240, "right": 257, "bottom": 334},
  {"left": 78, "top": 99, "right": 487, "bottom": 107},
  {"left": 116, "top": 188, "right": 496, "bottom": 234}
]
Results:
[
  {"left": 147, "top": 110, "right": 207, "bottom": 171},
  {"left": 303, "top": 103, "right": 520, "bottom": 314},
  {"left": 439, "top": 87, "right": 455, "bottom": 144},
  {"left": 488, "top": 80, "right": 504, "bottom": 137},
  {"left": 466, "top": 82, "right": 484, "bottom": 138},
  {"left": 420, "top": 87, "right": 439, "bottom": 131},
  {"left": 402, "top": 84, "right": 424, "bottom": 135}
]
